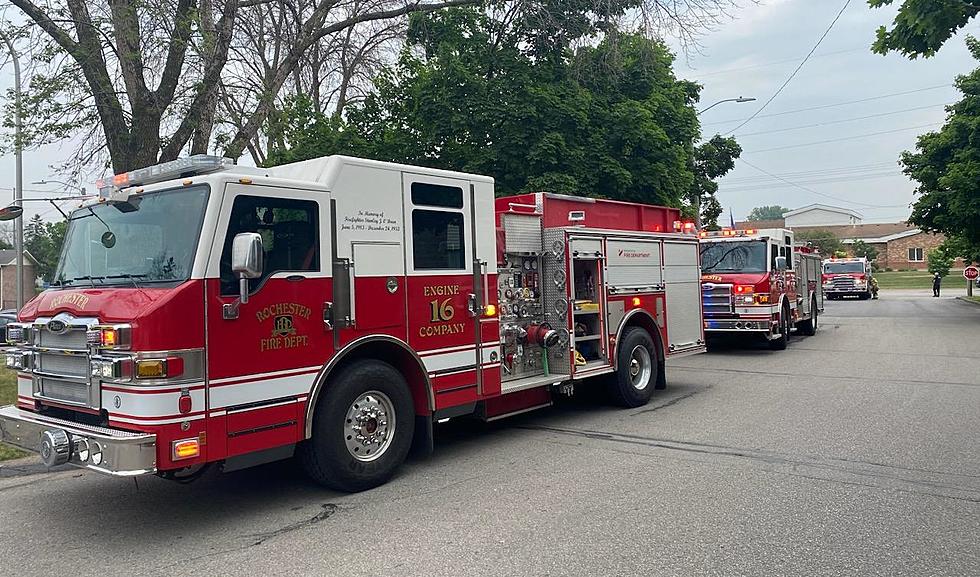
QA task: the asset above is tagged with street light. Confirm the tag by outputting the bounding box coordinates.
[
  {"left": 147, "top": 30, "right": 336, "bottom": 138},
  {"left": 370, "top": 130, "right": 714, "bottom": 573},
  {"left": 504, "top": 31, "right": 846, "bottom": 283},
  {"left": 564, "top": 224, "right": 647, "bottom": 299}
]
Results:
[
  {"left": 0, "top": 29, "right": 23, "bottom": 311},
  {"left": 697, "top": 96, "right": 756, "bottom": 115},
  {"left": 32, "top": 179, "right": 87, "bottom": 196}
]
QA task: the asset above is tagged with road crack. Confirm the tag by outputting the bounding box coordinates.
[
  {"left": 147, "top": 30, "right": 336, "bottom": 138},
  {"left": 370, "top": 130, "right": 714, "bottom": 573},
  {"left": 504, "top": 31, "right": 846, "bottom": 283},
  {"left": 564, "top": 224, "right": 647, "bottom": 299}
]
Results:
[{"left": 247, "top": 503, "right": 339, "bottom": 546}]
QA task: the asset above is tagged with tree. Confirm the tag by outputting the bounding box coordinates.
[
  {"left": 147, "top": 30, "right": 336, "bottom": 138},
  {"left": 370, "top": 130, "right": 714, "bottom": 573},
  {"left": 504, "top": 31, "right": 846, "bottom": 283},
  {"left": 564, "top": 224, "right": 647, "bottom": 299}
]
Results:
[
  {"left": 690, "top": 135, "right": 742, "bottom": 229},
  {"left": 927, "top": 246, "right": 954, "bottom": 277},
  {"left": 869, "top": 0, "right": 980, "bottom": 58},
  {"left": 898, "top": 37, "right": 980, "bottom": 261},
  {"left": 746, "top": 205, "right": 789, "bottom": 221},
  {"left": 851, "top": 240, "right": 879, "bottom": 262},
  {"left": 24, "top": 215, "right": 67, "bottom": 282},
  {"left": 5, "top": 0, "right": 744, "bottom": 175},
  {"left": 269, "top": 9, "right": 735, "bottom": 210},
  {"left": 796, "top": 229, "right": 843, "bottom": 256}
]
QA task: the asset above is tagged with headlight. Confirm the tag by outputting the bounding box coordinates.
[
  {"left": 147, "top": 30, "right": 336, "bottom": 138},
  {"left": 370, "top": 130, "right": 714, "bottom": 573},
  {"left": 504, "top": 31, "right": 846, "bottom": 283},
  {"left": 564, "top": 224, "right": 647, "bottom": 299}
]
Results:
[
  {"left": 6, "top": 323, "right": 29, "bottom": 344},
  {"left": 86, "top": 325, "right": 132, "bottom": 350},
  {"left": 738, "top": 295, "right": 754, "bottom": 305},
  {"left": 5, "top": 351, "right": 31, "bottom": 370},
  {"left": 90, "top": 357, "right": 132, "bottom": 380}
]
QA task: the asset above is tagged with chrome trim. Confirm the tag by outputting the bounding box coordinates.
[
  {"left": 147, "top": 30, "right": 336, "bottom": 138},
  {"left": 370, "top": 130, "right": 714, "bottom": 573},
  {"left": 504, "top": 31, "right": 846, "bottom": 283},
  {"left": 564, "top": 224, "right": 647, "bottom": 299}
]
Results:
[
  {"left": 0, "top": 405, "right": 156, "bottom": 476},
  {"left": 304, "top": 335, "right": 435, "bottom": 439}
]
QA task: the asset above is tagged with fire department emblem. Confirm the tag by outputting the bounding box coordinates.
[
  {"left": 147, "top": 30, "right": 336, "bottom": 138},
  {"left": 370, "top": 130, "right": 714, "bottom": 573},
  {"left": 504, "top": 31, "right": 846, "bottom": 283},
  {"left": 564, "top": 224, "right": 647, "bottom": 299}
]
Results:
[{"left": 272, "top": 315, "right": 297, "bottom": 337}]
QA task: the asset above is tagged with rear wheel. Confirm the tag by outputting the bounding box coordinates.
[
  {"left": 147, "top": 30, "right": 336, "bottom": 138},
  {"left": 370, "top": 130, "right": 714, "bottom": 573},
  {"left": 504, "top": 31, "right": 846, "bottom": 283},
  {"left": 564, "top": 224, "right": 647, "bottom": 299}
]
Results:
[
  {"left": 798, "top": 297, "right": 818, "bottom": 336},
  {"left": 299, "top": 360, "right": 415, "bottom": 492},
  {"left": 608, "top": 328, "right": 659, "bottom": 407},
  {"left": 769, "top": 303, "right": 790, "bottom": 351}
]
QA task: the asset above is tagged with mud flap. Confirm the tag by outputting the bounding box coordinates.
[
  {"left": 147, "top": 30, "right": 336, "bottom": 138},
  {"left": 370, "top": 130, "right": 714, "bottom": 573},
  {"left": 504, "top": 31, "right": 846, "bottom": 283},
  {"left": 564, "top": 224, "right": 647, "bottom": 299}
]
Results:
[{"left": 411, "top": 415, "right": 434, "bottom": 458}]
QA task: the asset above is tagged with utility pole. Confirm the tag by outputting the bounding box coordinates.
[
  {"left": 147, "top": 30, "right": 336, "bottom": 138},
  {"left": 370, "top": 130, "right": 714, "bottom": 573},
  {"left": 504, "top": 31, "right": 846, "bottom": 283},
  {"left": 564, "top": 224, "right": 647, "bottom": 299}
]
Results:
[{"left": 0, "top": 30, "right": 23, "bottom": 310}]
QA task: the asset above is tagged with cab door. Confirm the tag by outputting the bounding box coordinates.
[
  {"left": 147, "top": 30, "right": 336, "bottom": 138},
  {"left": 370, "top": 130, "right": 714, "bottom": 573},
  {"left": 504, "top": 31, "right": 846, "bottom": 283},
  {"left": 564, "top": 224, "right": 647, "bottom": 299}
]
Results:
[
  {"left": 204, "top": 183, "right": 332, "bottom": 458},
  {"left": 403, "top": 175, "right": 487, "bottom": 408}
]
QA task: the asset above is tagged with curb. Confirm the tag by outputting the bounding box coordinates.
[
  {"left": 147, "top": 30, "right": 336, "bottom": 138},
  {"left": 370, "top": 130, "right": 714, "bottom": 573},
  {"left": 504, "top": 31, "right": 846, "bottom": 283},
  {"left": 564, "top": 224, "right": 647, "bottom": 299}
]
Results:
[{"left": 956, "top": 296, "right": 980, "bottom": 306}]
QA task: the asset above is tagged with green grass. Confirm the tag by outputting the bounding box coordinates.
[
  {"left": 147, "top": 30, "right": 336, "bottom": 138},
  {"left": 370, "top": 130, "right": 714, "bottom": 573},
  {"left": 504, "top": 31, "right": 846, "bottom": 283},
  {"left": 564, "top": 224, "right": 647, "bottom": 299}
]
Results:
[
  {"left": 0, "top": 368, "right": 27, "bottom": 461},
  {"left": 873, "top": 270, "right": 937, "bottom": 289},
  {"left": 965, "top": 296, "right": 980, "bottom": 304}
]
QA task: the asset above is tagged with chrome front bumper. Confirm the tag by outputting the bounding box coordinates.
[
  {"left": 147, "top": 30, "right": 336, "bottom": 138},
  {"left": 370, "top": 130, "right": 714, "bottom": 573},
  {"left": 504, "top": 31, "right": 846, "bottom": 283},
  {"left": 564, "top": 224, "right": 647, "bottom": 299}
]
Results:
[{"left": 0, "top": 405, "right": 156, "bottom": 476}]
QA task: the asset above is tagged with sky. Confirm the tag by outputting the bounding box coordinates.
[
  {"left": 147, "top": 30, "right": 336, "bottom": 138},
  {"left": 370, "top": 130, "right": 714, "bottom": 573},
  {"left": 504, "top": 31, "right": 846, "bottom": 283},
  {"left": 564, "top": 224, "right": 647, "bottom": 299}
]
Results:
[
  {"left": 672, "top": 0, "right": 976, "bottom": 224},
  {"left": 0, "top": 0, "right": 975, "bottom": 224}
]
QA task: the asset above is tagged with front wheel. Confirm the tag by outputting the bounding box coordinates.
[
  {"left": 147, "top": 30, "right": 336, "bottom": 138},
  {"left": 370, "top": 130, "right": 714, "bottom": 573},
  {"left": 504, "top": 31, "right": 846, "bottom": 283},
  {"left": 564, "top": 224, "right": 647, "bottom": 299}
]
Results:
[
  {"left": 769, "top": 304, "right": 790, "bottom": 351},
  {"left": 299, "top": 360, "right": 415, "bottom": 492},
  {"left": 798, "top": 297, "right": 818, "bottom": 336},
  {"left": 608, "top": 328, "right": 659, "bottom": 407}
]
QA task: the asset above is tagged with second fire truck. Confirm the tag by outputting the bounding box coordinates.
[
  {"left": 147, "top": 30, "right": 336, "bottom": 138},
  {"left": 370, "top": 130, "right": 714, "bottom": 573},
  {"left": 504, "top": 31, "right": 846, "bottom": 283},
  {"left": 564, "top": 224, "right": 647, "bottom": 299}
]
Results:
[
  {"left": 0, "top": 154, "right": 706, "bottom": 492},
  {"left": 822, "top": 257, "right": 874, "bottom": 300},
  {"left": 699, "top": 228, "right": 822, "bottom": 350}
]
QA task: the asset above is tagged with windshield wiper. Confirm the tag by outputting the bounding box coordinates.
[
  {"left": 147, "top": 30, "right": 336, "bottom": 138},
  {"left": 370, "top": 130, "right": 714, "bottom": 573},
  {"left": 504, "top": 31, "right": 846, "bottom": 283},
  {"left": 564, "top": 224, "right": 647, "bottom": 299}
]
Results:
[
  {"left": 702, "top": 245, "right": 746, "bottom": 272},
  {"left": 103, "top": 274, "right": 146, "bottom": 289}
]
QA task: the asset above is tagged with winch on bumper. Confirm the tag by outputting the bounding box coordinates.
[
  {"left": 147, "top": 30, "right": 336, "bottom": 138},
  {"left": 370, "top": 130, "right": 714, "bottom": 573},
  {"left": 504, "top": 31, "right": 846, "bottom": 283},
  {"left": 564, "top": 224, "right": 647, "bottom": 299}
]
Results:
[{"left": 0, "top": 405, "right": 156, "bottom": 476}]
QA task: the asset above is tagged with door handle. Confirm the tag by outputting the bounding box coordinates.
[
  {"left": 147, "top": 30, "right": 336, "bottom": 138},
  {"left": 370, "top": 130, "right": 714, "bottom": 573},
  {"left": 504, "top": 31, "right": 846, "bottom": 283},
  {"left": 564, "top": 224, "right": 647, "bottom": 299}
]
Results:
[{"left": 323, "top": 302, "right": 334, "bottom": 330}]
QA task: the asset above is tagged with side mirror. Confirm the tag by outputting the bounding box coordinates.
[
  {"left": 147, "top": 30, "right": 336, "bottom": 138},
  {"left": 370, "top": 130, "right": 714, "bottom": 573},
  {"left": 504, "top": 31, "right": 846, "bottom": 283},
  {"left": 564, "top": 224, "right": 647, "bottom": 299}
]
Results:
[
  {"left": 775, "top": 256, "right": 788, "bottom": 271},
  {"left": 231, "top": 232, "right": 263, "bottom": 304}
]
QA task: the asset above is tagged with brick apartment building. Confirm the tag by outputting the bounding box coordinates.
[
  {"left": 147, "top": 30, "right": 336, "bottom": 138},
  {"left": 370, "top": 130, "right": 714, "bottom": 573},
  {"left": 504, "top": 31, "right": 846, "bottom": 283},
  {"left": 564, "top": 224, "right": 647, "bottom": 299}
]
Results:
[
  {"left": 736, "top": 204, "right": 957, "bottom": 271},
  {"left": 0, "top": 250, "right": 38, "bottom": 310}
]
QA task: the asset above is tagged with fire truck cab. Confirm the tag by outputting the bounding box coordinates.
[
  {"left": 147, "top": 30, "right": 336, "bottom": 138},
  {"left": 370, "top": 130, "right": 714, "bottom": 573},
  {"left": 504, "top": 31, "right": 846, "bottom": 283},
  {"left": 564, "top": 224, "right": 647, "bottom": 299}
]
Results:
[
  {"left": 0, "top": 154, "right": 705, "bottom": 492},
  {"left": 699, "top": 228, "right": 822, "bottom": 350},
  {"left": 822, "top": 257, "right": 873, "bottom": 299}
]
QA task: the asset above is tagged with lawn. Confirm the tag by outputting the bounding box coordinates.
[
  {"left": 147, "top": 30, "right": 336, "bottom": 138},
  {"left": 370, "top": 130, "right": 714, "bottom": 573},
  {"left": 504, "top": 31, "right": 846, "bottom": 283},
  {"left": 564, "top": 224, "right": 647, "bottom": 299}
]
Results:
[
  {"left": 0, "top": 368, "right": 27, "bottom": 461},
  {"left": 874, "top": 270, "right": 937, "bottom": 289}
]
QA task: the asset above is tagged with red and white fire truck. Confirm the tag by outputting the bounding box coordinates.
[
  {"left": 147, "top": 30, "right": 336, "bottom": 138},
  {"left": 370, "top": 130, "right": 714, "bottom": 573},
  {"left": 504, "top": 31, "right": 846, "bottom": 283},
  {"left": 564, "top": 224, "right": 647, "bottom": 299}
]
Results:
[
  {"left": 0, "top": 155, "right": 706, "bottom": 491},
  {"left": 822, "top": 257, "right": 873, "bottom": 300},
  {"left": 699, "top": 228, "right": 822, "bottom": 350}
]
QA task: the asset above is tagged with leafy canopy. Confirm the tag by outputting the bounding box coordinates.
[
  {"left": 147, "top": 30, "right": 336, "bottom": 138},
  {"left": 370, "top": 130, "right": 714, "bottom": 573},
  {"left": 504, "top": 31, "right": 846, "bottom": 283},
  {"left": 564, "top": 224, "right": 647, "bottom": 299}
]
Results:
[
  {"left": 796, "top": 229, "right": 843, "bottom": 256},
  {"left": 869, "top": 0, "right": 980, "bottom": 58},
  {"left": 268, "top": 8, "right": 730, "bottom": 210},
  {"left": 900, "top": 36, "right": 980, "bottom": 259},
  {"left": 24, "top": 214, "right": 67, "bottom": 282},
  {"left": 850, "top": 239, "right": 879, "bottom": 262},
  {"left": 746, "top": 205, "right": 790, "bottom": 221}
]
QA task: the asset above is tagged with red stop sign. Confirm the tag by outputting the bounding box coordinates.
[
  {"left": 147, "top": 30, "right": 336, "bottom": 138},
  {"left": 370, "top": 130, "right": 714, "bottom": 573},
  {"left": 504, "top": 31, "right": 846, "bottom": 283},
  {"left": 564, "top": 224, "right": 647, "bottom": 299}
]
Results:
[{"left": 965, "top": 266, "right": 980, "bottom": 281}]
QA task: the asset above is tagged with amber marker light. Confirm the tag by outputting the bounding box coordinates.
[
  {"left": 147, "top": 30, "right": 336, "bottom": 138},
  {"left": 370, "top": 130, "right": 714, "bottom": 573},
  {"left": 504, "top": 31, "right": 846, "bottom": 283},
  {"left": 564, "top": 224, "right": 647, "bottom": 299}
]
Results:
[
  {"left": 484, "top": 303, "right": 497, "bottom": 317},
  {"left": 172, "top": 438, "right": 200, "bottom": 460}
]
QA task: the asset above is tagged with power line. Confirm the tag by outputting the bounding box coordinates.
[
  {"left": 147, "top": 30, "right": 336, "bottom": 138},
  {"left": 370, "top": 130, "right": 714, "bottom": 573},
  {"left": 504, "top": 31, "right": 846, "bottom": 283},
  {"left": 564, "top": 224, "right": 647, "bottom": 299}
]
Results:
[
  {"left": 741, "top": 123, "right": 940, "bottom": 154},
  {"left": 721, "top": 161, "right": 899, "bottom": 184},
  {"left": 722, "top": 170, "right": 906, "bottom": 192},
  {"left": 685, "top": 46, "right": 867, "bottom": 79},
  {"left": 702, "top": 85, "right": 950, "bottom": 127},
  {"left": 735, "top": 158, "right": 907, "bottom": 209},
  {"left": 734, "top": 103, "right": 951, "bottom": 137},
  {"left": 724, "top": 0, "right": 852, "bottom": 136}
]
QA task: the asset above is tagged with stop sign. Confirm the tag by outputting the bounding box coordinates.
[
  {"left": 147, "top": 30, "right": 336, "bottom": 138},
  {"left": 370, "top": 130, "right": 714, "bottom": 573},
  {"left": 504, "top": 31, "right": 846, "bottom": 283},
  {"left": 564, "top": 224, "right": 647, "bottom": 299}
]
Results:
[{"left": 965, "top": 266, "right": 980, "bottom": 281}]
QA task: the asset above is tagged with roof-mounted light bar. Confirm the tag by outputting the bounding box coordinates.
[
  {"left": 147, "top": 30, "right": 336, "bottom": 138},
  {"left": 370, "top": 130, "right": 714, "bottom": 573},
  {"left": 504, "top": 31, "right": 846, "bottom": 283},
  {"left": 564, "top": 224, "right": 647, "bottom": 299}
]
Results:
[
  {"left": 699, "top": 228, "right": 757, "bottom": 238},
  {"left": 97, "top": 155, "right": 232, "bottom": 199}
]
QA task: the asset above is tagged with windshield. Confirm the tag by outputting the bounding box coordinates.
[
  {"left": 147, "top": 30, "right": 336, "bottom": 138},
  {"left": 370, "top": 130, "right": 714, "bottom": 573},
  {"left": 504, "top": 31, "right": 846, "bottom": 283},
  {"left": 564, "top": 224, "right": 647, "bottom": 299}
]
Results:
[
  {"left": 824, "top": 261, "right": 865, "bottom": 274},
  {"left": 700, "top": 240, "right": 768, "bottom": 273},
  {"left": 54, "top": 186, "right": 209, "bottom": 286}
]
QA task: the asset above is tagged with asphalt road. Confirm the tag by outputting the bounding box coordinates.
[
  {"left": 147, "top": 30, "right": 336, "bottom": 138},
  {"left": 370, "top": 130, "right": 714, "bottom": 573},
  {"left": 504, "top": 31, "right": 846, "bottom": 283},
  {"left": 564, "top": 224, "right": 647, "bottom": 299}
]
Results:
[{"left": 2, "top": 290, "right": 978, "bottom": 577}]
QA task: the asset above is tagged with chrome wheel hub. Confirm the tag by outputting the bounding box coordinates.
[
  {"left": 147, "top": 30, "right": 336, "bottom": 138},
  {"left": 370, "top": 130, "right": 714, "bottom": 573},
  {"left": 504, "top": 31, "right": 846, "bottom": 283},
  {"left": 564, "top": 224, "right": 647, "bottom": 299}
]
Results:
[
  {"left": 628, "top": 345, "right": 652, "bottom": 390},
  {"left": 344, "top": 391, "right": 395, "bottom": 462}
]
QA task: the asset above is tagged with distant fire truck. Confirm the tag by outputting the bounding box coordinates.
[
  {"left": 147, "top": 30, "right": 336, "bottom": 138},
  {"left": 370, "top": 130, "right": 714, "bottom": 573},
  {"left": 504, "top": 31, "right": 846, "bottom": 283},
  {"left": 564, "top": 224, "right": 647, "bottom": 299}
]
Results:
[
  {"left": 0, "top": 155, "right": 706, "bottom": 492},
  {"left": 699, "top": 228, "right": 822, "bottom": 350},
  {"left": 822, "top": 257, "right": 873, "bottom": 300}
]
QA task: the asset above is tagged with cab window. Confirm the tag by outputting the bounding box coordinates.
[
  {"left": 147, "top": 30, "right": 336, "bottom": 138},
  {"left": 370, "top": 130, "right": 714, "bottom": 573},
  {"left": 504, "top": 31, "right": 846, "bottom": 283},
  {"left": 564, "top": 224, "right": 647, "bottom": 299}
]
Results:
[{"left": 220, "top": 195, "right": 319, "bottom": 295}]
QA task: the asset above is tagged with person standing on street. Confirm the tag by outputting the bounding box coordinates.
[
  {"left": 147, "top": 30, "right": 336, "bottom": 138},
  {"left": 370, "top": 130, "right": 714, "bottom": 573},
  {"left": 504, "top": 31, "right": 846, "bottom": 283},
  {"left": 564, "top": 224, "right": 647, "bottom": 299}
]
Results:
[{"left": 933, "top": 272, "right": 942, "bottom": 297}]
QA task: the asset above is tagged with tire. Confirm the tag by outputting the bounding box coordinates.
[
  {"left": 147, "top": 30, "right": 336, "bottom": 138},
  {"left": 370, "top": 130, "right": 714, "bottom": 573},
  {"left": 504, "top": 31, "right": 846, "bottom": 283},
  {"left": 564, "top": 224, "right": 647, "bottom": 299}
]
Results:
[
  {"left": 608, "top": 327, "right": 659, "bottom": 407},
  {"left": 298, "top": 360, "right": 415, "bottom": 492},
  {"left": 769, "top": 303, "right": 790, "bottom": 351},
  {"left": 799, "top": 297, "right": 818, "bottom": 336}
]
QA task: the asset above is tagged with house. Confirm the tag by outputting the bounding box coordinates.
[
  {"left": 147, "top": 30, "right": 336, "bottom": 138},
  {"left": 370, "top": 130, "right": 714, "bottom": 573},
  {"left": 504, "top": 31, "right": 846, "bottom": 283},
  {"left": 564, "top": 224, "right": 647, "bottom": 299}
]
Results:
[
  {"left": 783, "top": 204, "right": 863, "bottom": 227},
  {"left": 735, "top": 215, "right": 953, "bottom": 271},
  {"left": 0, "top": 250, "right": 39, "bottom": 310}
]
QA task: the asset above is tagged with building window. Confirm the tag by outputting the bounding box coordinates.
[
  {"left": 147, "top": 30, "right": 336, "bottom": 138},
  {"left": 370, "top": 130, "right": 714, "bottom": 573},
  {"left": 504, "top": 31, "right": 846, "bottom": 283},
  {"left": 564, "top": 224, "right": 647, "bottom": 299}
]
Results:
[{"left": 908, "top": 247, "right": 924, "bottom": 262}]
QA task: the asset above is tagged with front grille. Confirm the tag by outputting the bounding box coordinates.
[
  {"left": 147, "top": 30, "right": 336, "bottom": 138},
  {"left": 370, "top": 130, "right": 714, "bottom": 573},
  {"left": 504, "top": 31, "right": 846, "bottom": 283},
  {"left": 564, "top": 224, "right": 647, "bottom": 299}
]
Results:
[
  {"left": 37, "top": 353, "right": 89, "bottom": 378},
  {"left": 831, "top": 277, "right": 856, "bottom": 290},
  {"left": 39, "top": 378, "right": 91, "bottom": 406},
  {"left": 37, "top": 328, "right": 88, "bottom": 350},
  {"left": 702, "top": 284, "right": 734, "bottom": 316}
]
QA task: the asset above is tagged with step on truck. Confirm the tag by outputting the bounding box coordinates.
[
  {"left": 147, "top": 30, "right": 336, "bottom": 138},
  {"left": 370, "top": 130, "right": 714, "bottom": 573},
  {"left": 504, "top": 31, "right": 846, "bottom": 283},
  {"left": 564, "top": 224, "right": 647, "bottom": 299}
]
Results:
[
  {"left": 822, "top": 257, "right": 873, "bottom": 300},
  {"left": 0, "top": 155, "right": 706, "bottom": 492},
  {"left": 699, "top": 228, "right": 822, "bottom": 350}
]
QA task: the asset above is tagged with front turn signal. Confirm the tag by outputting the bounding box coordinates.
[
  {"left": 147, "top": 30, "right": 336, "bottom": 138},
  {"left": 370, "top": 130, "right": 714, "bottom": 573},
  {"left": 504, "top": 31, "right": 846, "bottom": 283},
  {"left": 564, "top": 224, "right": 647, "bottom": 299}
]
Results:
[{"left": 172, "top": 438, "right": 200, "bottom": 460}]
